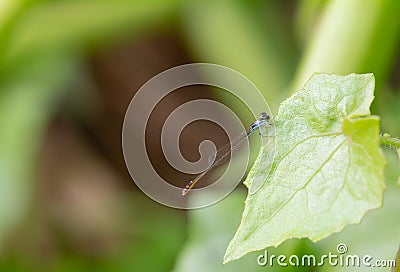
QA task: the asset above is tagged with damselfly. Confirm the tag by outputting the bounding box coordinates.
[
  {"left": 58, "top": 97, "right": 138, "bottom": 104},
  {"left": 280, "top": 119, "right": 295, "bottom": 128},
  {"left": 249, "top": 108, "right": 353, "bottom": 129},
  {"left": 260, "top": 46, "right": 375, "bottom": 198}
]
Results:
[{"left": 181, "top": 112, "right": 272, "bottom": 196}]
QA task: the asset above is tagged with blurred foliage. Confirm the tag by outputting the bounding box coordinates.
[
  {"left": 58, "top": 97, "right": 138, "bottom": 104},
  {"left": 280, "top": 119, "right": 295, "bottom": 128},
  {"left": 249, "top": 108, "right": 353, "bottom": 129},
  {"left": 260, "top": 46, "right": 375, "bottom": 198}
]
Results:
[
  {"left": 0, "top": 0, "right": 399, "bottom": 271},
  {"left": 181, "top": 0, "right": 298, "bottom": 112},
  {"left": 0, "top": 53, "right": 76, "bottom": 245},
  {"left": 173, "top": 191, "right": 318, "bottom": 272},
  {"left": 398, "top": 149, "right": 400, "bottom": 185},
  {"left": 293, "top": 0, "right": 400, "bottom": 92},
  {"left": 0, "top": 0, "right": 183, "bottom": 270}
]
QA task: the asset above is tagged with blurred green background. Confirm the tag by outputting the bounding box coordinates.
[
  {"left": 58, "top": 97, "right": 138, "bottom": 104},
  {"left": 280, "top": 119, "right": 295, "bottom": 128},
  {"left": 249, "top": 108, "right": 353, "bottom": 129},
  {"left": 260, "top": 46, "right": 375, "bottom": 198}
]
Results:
[{"left": 0, "top": 0, "right": 399, "bottom": 271}]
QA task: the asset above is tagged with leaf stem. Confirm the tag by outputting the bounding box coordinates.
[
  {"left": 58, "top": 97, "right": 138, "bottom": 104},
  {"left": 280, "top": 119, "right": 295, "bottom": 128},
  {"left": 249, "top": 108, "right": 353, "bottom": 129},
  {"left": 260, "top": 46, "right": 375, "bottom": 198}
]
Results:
[{"left": 380, "top": 133, "right": 400, "bottom": 149}]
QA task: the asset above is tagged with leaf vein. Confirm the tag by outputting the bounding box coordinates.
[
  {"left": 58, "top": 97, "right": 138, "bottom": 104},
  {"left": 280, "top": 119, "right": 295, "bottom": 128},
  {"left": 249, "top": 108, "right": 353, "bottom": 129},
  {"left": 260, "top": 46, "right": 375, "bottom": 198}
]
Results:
[{"left": 246, "top": 139, "right": 347, "bottom": 240}]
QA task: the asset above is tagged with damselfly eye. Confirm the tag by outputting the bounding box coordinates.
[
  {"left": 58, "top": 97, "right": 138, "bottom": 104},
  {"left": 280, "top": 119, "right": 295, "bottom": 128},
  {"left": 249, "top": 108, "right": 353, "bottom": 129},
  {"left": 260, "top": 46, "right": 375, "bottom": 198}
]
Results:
[{"left": 260, "top": 112, "right": 270, "bottom": 121}]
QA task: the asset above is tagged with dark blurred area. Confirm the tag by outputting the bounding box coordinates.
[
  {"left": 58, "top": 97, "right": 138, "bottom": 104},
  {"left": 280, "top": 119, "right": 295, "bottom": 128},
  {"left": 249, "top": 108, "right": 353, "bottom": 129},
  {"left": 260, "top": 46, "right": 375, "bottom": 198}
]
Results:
[{"left": 0, "top": 0, "right": 399, "bottom": 271}]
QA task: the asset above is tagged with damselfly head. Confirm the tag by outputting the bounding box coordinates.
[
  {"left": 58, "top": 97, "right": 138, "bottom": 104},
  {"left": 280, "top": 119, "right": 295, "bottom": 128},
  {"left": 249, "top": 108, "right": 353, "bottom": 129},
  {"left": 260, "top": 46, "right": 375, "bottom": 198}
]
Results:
[{"left": 260, "top": 112, "right": 270, "bottom": 121}]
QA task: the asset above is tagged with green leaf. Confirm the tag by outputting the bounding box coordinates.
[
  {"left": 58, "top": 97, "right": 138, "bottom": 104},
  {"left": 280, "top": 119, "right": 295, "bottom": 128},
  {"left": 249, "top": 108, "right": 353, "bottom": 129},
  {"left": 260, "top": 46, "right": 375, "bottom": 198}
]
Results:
[
  {"left": 224, "top": 73, "right": 386, "bottom": 263},
  {"left": 315, "top": 166, "right": 400, "bottom": 272}
]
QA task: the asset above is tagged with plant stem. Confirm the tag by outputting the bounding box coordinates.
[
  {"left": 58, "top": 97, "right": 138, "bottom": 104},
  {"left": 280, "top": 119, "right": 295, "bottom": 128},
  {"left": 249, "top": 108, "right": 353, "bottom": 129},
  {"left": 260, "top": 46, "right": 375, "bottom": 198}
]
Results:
[{"left": 380, "top": 133, "right": 400, "bottom": 148}]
